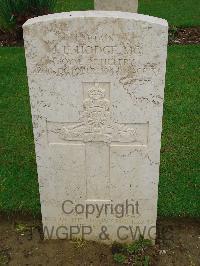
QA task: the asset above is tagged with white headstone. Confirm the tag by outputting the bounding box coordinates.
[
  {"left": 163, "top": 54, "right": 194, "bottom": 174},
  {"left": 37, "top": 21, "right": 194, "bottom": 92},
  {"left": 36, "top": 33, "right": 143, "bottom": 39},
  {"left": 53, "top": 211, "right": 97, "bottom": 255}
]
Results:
[
  {"left": 94, "top": 0, "right": 138, "bottom": 13},
  {"left": 23, "top": 11, "right": 168, "bottom": 243}
]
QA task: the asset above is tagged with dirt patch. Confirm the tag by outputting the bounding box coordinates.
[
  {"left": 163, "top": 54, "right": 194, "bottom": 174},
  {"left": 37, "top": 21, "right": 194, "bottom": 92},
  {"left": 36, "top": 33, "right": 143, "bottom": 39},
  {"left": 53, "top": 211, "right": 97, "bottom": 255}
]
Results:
[
  {"left": 0, "top": 215, "right": 199, "bottom": 265},
  {"left": 0, "top": 30, "right": 24, "bottom": 47},
  {"left": 155, "top": 218, "right": 200, "bottom": 266},
  {"left": 169, "top": 27, "right": 200, "bottom": 45}
]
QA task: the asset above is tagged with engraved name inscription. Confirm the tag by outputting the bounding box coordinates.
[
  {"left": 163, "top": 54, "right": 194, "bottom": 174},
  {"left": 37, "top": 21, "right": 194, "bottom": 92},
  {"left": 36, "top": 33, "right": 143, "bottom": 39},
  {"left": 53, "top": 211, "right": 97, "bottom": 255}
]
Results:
[{"left": 24, "top": 24, "right": 160, "bottom": 79}]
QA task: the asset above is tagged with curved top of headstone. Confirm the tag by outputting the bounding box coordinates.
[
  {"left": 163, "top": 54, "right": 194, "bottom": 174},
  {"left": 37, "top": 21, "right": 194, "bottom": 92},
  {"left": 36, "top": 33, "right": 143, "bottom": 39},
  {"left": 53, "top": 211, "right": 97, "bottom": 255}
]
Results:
[{"left": 23, "top": 11, "right": 168, "bottom": 28}]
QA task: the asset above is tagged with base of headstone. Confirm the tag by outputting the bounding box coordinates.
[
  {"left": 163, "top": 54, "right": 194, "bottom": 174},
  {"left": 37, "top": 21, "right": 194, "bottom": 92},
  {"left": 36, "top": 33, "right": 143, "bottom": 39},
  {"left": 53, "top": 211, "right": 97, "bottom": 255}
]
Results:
[{"left": 94, "top": 0, "right": 138, "bottom": 13}]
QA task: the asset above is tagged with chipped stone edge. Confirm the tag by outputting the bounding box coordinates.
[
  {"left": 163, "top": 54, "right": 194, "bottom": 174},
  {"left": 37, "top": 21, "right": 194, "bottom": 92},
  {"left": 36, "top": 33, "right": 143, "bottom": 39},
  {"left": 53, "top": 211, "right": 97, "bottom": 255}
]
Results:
[{"left": 23, "top": 11, "right": 168, "bottom": 29}]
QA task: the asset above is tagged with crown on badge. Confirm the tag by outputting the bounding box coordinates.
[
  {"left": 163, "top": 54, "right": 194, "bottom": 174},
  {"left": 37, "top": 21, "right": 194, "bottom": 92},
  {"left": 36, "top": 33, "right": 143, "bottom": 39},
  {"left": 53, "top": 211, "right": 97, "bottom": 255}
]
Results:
[{"left": 88, "top": 83, "right": 105, "bottom": 99}]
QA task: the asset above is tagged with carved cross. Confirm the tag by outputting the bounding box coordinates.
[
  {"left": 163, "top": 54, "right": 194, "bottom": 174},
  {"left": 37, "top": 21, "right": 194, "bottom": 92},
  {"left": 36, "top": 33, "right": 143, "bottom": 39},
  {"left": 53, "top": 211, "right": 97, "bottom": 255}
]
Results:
[{"left": 48, "top": 83, "right": 148, "bottom": 201}]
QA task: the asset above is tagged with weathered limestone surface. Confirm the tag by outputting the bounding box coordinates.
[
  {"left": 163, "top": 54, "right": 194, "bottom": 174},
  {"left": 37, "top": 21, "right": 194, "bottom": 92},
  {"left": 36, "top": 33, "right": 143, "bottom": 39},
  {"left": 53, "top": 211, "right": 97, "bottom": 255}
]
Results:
[
  {"left": 23, "top": 11, "right": 168, "bottom": 243},
  {"left": 94, "top": 0, "right": 138, "bottom": 13}
]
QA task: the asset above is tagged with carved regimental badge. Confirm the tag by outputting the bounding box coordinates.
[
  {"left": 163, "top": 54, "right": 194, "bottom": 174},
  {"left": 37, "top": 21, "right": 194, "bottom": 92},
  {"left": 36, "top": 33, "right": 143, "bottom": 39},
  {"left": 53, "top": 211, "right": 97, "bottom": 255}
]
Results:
[{"left": 60, "top": 83, "right": 142, "bottom": 144}]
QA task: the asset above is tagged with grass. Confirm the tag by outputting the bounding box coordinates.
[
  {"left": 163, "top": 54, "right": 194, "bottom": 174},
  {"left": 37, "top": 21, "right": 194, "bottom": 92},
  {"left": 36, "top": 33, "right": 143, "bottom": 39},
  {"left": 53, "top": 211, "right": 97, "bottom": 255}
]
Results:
[
  {"left": 0, "top": 45, "right": 199, "bottom": 217},
  {"left": 54, "top": 0, "right": 200, "bottom": 27},
  {"left": 158, "top": 45, "right": 200, "bottom": 217},
  {"left": 0, "top": 48, "right": 40, "bottom": 214},
  {"left": 55, "top": 0, "right": 93, "bottom": 12},
  {"left": 139, "top": 0, "right": 200, "bottom": 27}
]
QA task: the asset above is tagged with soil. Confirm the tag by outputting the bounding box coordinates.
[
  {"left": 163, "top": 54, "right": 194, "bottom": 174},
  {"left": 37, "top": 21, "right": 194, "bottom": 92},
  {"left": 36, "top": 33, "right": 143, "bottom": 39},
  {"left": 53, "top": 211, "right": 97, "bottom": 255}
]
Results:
[
  {"left": 0, "top": 30, "right": 24, "bottom": 47},
  {"left": 0, "top": 27, "right": 200, "bottom": 47},
  {"left": 168, "top": 27, "right": 200, "bottom": 45},
  {"left": 0, "top": 215, "right": 199, "bottom": 265}
]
